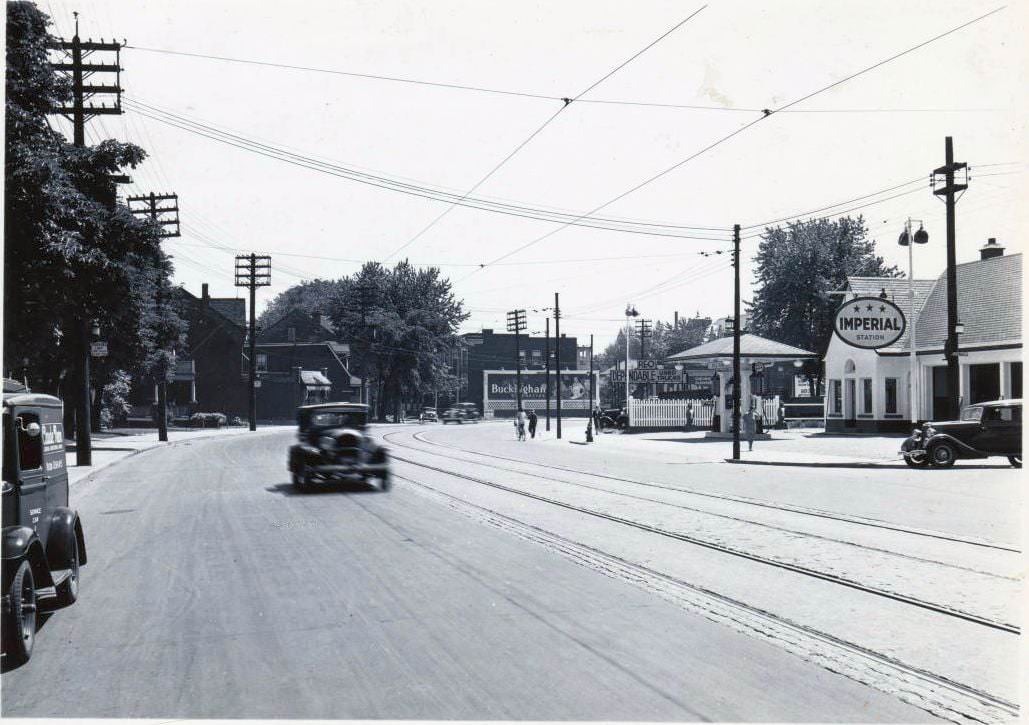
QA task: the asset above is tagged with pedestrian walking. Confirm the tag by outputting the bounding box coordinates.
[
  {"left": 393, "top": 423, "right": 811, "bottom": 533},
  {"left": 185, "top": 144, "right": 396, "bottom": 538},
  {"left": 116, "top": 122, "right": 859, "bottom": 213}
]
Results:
[
  {"left": 686, "top": 402, "right": 694, "bottom": 431},
  {"left": 742, "top": 408, "right": 756, "bottom": 452},
  {"left": 527, "top": 410, "right": 538, "bottom": 439},
  {"left": 514, "top": 408, "right": 527, "bottom": 441}
]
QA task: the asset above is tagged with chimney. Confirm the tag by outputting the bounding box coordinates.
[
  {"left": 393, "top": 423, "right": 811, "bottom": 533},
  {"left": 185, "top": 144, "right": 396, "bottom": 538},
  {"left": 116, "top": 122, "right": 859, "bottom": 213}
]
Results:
[
  {"left": 201, "top": 283, "right": 209, "bottom": 305},
  {"left": 320, "top": 367, "right": 329, "bottom": 380},
  {"left": 980, "top": 237, "right": 1005, "bottom": 261},
  {"left": 674, "top": 310, "right": 679, "bottom": 327}
]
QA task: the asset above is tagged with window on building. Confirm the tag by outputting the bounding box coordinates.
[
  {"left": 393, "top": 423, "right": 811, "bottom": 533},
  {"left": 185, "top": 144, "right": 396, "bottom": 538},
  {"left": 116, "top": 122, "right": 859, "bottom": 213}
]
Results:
[
  {"left": 884, "top": 378, "right": 898, "bottom": 414},
  {"left": 829, "top": 380, "right": 842, "bottom": 414},
  {"left": 287, "top": 326, "right": 296, "bottom": 342},
  {"left": 1011, "top": 362, "right": 1022, "bottom": 399},
  {"left": 256, "top": 353, "right": 268, "bottom": 372},
  {"left": 861, "top": 378, "right": 873, "bottom": 414}
]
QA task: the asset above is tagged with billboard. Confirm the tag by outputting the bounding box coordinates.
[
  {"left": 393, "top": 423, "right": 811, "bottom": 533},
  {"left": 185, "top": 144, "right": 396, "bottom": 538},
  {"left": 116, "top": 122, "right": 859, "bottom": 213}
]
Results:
[{"left": 483, "top": 369, "right": 598, "bottom": 413}]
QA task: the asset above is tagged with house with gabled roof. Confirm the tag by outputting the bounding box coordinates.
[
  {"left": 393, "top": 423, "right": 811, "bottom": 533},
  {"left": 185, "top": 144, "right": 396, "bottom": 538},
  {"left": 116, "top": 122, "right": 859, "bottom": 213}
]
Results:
[
  {"left": 824, "top": 239, "right": 1021, "bottom": 432},
  {"left": 254, "top": 308, "right": 362, "bottom": 420}
]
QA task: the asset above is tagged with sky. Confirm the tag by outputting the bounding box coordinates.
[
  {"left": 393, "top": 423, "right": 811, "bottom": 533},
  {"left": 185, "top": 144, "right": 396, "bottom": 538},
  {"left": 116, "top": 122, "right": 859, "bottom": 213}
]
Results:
[{"left": 39, "top": 0, "right": 1028, "bottom": 350}]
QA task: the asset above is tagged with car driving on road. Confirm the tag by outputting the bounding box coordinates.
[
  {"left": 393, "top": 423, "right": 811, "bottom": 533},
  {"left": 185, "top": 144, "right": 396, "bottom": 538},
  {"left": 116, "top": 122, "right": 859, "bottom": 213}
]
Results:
[
  {"left": 441, "top": 402, "right": 480, "bottom": 424},
  {"left": 288, "top": 403, "right": 391, "bottom": 491},
  {"left": 419, "top": 407, "right": 438, "bottom": 423},
  {"left": 2, "top": 379, "right": 87, "bottom": 667},
  {"left": 901, "top": 398, "right": 1022, "bottom": 468}
]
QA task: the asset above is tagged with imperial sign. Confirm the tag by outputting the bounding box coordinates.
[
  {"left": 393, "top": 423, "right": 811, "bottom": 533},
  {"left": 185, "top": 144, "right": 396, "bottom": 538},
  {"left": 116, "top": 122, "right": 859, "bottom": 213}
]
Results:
[{"left": 833, "top": 296, "right": 906, "bottom": 349}]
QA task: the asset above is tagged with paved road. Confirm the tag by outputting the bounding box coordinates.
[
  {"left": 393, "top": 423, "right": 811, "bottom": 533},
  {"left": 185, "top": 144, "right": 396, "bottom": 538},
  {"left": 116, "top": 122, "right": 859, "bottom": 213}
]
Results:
[{"left": 2, "top": 427, "right": 935, "bottom": 720}]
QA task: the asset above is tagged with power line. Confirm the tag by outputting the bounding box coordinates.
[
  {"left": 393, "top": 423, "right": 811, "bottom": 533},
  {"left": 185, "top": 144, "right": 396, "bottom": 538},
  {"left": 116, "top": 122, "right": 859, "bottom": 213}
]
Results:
[
  {"left": 124, "top": 43, "right": 1000, "bottom": 116},
  {"left": 381, "top": 5, "right": 707, "bottom": 261},
  {"left": 123, "top": 97, "right": 734, "bottom": 239},
  {"left": 461, "top": 5, "right": 1006, "bottom": 277}
]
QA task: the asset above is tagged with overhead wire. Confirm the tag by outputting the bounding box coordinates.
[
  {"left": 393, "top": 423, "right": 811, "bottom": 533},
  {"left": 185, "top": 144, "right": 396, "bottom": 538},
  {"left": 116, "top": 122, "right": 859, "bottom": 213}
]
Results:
[
  {"left": 461, "top": 5, "right": 1005, "bottom": 277},
  {"left": 381, "top": 5, "right": 707, "bottom": 261},
  {"left": 123, "top": 97, "right": 734, "bottom": 240}
]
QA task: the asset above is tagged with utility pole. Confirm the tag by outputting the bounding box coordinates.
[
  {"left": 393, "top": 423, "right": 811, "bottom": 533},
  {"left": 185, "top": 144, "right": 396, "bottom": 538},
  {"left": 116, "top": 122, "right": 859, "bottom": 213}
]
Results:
[
  {"left": 732, "top": 224, "right": 742, "bottom": 461},
  {"left": 235, "top": 254, "right": 271, "bottom": 430},
  {"left": 589, "top": 334, "right": 595, "bottom": 412},
  {"left": 506, "top": 309, "right": 527, "bottom": 412},
  {"left": 636, "top": 318, "right": 652, "bottom": 397},
  {"left": 128, "top": 193, "right": 181, "bottom": 441},
  {"left": 554, "top": 293, "right": 562, "bottom": 440},
  {"left": 545, "top": 317, "right": 551, "bottom": 431},
  {"left": 48, "top": 15, "right": 124, "bottom": 466},
  {"left": 932, "top": 137, "right": 967, "bottom": 419}
]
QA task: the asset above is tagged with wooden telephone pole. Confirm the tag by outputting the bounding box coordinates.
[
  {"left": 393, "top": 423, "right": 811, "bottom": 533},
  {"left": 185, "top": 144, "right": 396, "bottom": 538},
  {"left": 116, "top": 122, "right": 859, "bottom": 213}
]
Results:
[
  {"left": 235, "top": 254, "right": 271, "bottom": 430},
  {"left": 47, "top": 14, "right": 125, "bottom": 465},
  {"left": 127, "top": 193, "right": 181, "bottom": 441}
]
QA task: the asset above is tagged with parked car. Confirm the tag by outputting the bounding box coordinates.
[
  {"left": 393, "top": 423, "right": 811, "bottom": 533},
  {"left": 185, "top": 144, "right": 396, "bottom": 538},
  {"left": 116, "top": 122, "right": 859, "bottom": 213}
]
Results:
[
  {"left": 901, "top": 399, "right": 1022, "bottom": 468},
  {"left": 597, "top": 407, "right": 628, "bottom": 431},
  {"left": 2, "top": 379, "right": 87, "bottom": 667},
  {"left": 419, "top": 408, "right": 438, "bottom": 423},
  {"left": 287, "top": 403, "right": 391, "bottom": 491},
  {"left": 441, "top": 402, "right": 480, "bottom": 424}
]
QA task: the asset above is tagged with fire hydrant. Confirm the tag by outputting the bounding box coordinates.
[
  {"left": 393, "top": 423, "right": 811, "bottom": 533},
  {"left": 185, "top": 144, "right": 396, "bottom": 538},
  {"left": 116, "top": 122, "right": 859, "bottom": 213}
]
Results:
[{"left": 585, "top": 418, "right": 594, "bottom": 443}]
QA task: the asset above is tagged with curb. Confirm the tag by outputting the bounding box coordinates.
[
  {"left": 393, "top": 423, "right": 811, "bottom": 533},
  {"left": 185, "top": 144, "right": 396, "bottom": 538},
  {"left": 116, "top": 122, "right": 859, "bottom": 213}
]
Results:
[
  {"left": 724, "top": 458, "right": 906, "bottom": 469},
  {"left": 68, "top": 427, "right": 287, "bottom": 488}
]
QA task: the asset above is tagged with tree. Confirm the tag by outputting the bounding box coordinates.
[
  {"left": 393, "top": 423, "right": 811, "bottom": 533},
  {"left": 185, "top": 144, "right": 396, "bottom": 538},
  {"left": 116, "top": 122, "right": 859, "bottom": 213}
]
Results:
[
  {"left": 327, "top": 261, "right": 467, "bottom": 421},
  {"left": 748, "top": 216, "right": 900, "bottom": 386},
  {"left": 4, "top": 2, "right": 184, "bottom": 418},
  {"left": 257, "top": 278, "right": 346, "bottom": 329}
]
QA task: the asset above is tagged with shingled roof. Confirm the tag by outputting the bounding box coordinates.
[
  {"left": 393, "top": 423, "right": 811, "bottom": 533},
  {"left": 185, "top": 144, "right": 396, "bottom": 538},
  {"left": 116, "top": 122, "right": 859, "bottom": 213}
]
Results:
[
  {"left": 844, "top": 276, "right": 937, "bottom": 351},
  {"left": 667, "top": 333, "right": 815, "bottom": 360},
  {"left": 913, "top": 253, "right": 1021, "bottom": 350}
]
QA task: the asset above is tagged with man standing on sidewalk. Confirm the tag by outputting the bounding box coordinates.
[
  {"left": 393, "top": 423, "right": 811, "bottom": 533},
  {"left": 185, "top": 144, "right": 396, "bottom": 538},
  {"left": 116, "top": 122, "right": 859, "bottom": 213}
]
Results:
[
  {"left": 527, "top": 410, "right": 538, "bottom": 439},
  {"left": 742, "top": 408, "right": 756, "bottom": 452}
]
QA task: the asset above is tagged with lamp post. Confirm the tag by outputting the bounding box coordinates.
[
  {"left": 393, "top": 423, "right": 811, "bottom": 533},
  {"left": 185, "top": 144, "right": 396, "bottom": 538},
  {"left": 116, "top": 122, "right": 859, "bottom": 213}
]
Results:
[
  {"left": 624, "top": 304, "right": 639, "bottom": 417},
  {"left": 898, "top": 219, "right": 929, "bottom": 424}
]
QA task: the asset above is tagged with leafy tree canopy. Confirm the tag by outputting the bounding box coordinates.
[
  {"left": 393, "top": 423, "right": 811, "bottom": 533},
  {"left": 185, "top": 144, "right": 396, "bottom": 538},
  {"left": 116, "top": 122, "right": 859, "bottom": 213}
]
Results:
[
  {"left": 4, "top": 1, "right": 184, "bottom": 394},
  {"left": 747, "top": 216, "right": 901, "bottom": 360}
]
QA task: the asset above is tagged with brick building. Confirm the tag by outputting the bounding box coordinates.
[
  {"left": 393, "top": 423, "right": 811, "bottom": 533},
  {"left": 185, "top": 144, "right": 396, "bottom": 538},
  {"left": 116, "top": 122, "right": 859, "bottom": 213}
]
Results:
[{"left": 254, "top": 308, "right": 362, "bottom": 421}]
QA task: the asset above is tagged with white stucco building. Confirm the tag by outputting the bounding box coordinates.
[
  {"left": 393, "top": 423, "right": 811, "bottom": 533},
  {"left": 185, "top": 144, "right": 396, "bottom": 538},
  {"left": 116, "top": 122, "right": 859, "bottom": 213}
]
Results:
[{"left": 824, "top": 240, "right": 1021, "bottom": 432}]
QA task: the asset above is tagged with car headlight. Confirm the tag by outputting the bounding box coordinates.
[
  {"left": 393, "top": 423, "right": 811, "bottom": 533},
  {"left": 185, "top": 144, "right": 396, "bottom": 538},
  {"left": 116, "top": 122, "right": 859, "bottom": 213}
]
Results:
[{"left": 318, "top": 435, "right": 336, "bottom": 451}]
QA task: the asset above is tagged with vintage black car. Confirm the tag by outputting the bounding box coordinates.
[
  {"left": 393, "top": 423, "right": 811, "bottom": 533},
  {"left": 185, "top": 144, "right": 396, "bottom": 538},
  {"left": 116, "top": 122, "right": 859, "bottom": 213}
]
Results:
[
  {"left": 2, "top": 379, "right": 87, "bottom": 667},
  {"left": 597, "top": 408, "right": 629, "bottom": 431},
  {"left": 901, "top": 398, "right": 1022, "bottom": 469},
  {"left": 288, "top": 403, "right": 391, "bottom": 491},
  {"left": 441, "top": 402, "right": 480, "bottom": 424},
  {"left": 419, "top": 407, "right": 438, "bottom": 423}
]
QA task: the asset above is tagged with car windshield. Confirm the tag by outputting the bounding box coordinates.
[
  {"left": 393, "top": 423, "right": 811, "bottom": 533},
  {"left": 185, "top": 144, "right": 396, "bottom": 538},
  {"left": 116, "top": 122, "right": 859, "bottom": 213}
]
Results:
[
  {"left": 959, "top": 406, "right": 983, "bottom": 422},
  {"left": 308, "top": 410, "right": 365, "bottom": 429}
]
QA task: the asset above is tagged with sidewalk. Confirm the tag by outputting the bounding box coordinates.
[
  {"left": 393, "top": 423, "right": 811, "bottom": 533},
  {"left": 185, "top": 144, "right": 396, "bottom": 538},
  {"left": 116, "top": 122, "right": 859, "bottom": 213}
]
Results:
[
  {"left": 63, "top": 425, "right": 292, "bottom": 486},
  {"left": 557, "top": 426, "right": 913, "bottom": 468}
]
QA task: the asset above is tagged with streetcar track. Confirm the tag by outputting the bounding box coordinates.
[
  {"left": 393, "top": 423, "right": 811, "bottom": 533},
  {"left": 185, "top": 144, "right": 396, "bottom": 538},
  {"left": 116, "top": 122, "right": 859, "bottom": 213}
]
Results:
[
  {"left": 384, "top": 433, "right": 1017, "bottom": 581},
  {"left": 401, "top": 429, "right": 1020, "bottom": 554},
  {"left": 392, "top": 471, "right": 1020, "bottom": 724},
  {"left": 382, "top": 435, "right": 1019, "bottom": 634}
]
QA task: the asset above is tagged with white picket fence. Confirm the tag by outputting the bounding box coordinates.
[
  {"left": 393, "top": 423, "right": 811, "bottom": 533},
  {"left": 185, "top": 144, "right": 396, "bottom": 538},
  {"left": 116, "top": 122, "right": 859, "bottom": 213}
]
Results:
[{"left": 628, "top": 396, "right": 780, "bottom": 429}]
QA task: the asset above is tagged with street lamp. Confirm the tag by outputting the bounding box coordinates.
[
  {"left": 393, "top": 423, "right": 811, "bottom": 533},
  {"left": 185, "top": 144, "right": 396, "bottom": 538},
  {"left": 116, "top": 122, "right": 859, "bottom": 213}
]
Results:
[
  {"left": 624, "top": 304, "right": 639, "bottom": 413},
  {"left": 899, "top": 218, "right": 929, "bottom": 424}
]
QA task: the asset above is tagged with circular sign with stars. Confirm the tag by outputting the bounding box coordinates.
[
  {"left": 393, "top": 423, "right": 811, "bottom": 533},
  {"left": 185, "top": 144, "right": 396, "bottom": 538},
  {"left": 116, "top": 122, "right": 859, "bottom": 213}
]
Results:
[{"left": 833, "top": 296, "right": 907, "bottom": 350}]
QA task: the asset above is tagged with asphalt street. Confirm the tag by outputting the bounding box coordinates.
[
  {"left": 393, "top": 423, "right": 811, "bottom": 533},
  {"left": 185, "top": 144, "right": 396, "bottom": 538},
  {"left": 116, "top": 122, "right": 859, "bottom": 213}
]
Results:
[{"left": 0, "top": 424, "right": 946, "bottom": 721}]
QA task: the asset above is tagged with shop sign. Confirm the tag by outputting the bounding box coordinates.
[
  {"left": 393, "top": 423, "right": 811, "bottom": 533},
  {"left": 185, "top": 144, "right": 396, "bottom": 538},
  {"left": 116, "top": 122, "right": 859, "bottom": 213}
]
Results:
[
  {"left": 833, "top": 297, "right": 906, "bottom": 350},
  {"left": 90, "top": 341, "right": 108, "bottom": 357},
  {"left": 610, "top": 368, "right": 685, "bottom": 384}
]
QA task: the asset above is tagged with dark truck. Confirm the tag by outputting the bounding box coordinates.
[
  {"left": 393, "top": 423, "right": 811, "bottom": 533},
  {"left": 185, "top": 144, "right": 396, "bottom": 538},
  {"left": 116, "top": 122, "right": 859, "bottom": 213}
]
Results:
[
  {"left": 288, "top": 403, "right": 391, "bottom": 491},
  {"left": 901, "top": 398, "right": 1022, "bottom": 468},
  {"left": 2, "top": 379, "right": 87, "bottom": 667}
]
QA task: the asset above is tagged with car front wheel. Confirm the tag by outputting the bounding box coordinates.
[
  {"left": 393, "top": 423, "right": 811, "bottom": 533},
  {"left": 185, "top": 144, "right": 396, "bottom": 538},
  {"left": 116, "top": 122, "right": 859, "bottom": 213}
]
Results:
[
  {"left": 4, "top": 560, "right": 37, "bottom": 666},
  {"left": 929, "top": 442, "right": 957, "bottom": 468},
  {"left": 904, "top": 452, "right": 930, "bottom": 468},
  {"left": 54, "top": 531, "right": 81, "bottom": 607},
  {"left": 1009, "top": 455, "right": 1022, "bottom": 468}
]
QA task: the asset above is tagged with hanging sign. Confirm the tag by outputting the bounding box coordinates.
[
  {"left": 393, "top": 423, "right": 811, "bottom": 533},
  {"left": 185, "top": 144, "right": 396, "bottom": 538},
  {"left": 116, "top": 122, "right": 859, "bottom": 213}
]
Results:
[
  {"left": 90, "top": 341, "right": 108, "bottom": 357},
  {"left": 833, "top": 297, "right": 906, "bottom": 349}
]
